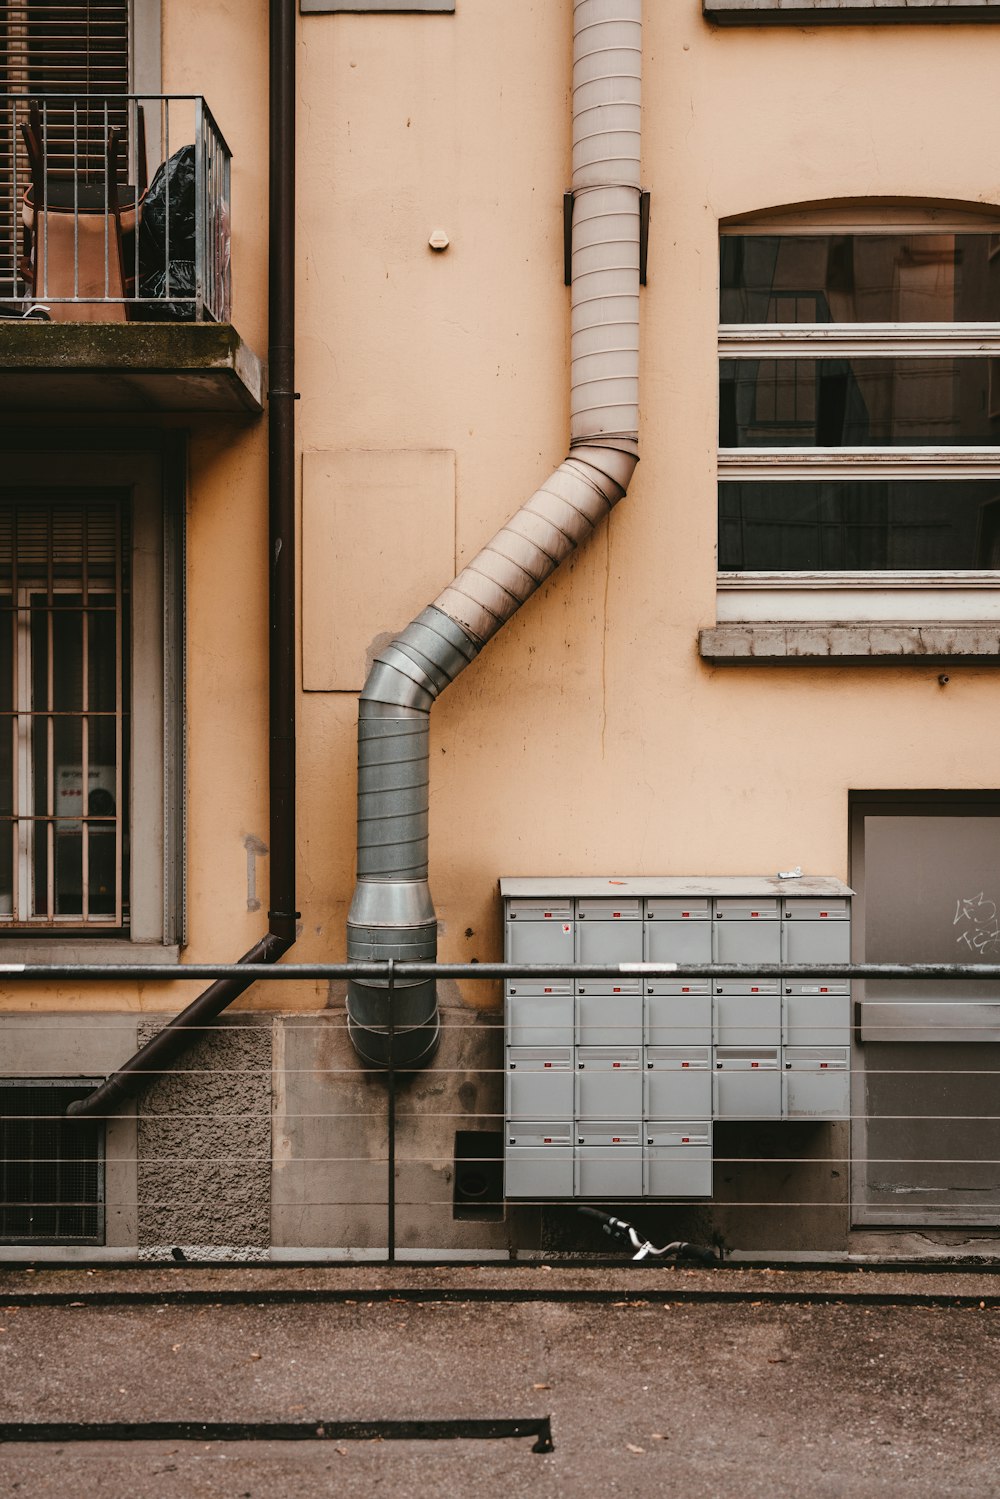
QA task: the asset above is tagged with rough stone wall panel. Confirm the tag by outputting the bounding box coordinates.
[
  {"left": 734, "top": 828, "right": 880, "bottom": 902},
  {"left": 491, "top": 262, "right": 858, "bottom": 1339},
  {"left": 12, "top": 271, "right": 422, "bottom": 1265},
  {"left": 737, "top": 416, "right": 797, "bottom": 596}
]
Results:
[{"left": 136, "top": 1015, "right": 271, "bottom": 1256}]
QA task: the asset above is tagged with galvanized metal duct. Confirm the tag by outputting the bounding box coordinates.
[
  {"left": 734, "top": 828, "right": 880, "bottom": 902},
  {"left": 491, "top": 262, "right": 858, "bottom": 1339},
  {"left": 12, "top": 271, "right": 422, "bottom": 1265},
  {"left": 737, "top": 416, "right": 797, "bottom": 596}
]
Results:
[{"left": 346, "top": 0, "right": 642, "bottom": 1067}]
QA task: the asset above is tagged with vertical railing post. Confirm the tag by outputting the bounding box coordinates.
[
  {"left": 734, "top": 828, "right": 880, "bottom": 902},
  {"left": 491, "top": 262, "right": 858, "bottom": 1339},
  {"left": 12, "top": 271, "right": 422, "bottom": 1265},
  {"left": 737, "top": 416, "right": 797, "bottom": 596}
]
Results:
[
  {"left": 386, "top": 958, "right": 396, "bottom": 1263},
  {"left": 10, "top": 100, "right": 17, "bottom": 302},
  {"left": 193, "top": 97, "right": 205, "bottom": 321}
]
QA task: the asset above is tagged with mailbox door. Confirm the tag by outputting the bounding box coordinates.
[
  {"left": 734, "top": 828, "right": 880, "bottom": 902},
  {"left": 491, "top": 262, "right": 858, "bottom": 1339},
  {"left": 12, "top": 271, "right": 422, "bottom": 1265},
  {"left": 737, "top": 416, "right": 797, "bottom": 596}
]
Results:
[
  {"left": 506, "top": 1048, "right": 574, "bottom": 1118},
  {"left": 505, "top": 918, "right": 574, "bottom": 966},
  {"left": 576, "top": 992, "right": 643, "bottom": 1047},
  {"left": 575, "top": 1136, "right": 643, "bottom": 1198},
  {"left": 643, "top": 1122, "right": 713, "bottom": 1198},
  {"left": 713, "top": 1052, "right": 781, "bottom": 1119},
  {"left": 782, "top": 920, "right": 851, "bottom": 966},
  {"left": 576, "top": 920, "right": 644, "bottom": 968},
  {"left": 644, "top": 1048, "right": 712, "bottom": 1116},
  {"left": 782, "top": 986, "right": 851, "bottom": 1047},
  {"left": 714, "top": 917, "right": 781, "bottom": 966},
  {"left": 783, "top": 1047, "right": 850, "bottom": 1119},
  {"left": 714, "top": 991, "right": 781, "bottom": 1048},
  {"left": 646, "top": 920, "right": 712, "bottom": 966},
  {"left": 505, "top": 1146, "right": 574, "bottom": 1199},
  {"left": 575, "top": 1048, "right": 643, "bottom": 1118},
  {"left": 506, "top": 993, "right": 575, "bottom": 1049},
  {"left": 645, "top": 991, "right": 712, "bottom": 1046}
]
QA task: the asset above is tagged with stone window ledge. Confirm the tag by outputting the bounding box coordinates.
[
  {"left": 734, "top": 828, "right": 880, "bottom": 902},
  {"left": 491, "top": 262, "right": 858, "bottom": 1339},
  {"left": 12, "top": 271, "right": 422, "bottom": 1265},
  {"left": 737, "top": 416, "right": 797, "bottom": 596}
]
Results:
[
  {"left": 705, "top": 0, "right": 1000, "bottom": 23},
  {"left": 700, "top": 623, "right": 1000, "bottom": 664},
  {"left": 301, "top": 1, "right": 453, "bottom": 12},
  {"left": 0, "top": 941, "right": 181, "bottom": 964}
]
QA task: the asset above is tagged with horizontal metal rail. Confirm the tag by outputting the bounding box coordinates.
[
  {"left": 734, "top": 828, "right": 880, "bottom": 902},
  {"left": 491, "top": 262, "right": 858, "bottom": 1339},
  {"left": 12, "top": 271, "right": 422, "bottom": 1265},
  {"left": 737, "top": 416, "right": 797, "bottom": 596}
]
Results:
[{"left": 0, "top": 961, "right": 993, "bottom": 981}]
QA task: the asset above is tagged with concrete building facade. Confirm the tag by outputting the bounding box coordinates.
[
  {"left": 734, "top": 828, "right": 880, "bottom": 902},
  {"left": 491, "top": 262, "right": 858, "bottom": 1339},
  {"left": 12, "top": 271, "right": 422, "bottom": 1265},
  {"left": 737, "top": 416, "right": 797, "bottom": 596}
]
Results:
[{"left": 2, "top": 0, "right": 1000, "bottom": 1261}]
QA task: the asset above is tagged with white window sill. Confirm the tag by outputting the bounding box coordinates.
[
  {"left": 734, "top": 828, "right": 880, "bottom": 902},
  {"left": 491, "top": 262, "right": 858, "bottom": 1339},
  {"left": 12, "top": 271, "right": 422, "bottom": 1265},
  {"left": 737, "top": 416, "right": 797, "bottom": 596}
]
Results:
[
  {"left": 718, "top": 574, "right": 1000, "bottom": 623},
  {"left": 0, "top": 940, "right": 181, "bottom": 964}
]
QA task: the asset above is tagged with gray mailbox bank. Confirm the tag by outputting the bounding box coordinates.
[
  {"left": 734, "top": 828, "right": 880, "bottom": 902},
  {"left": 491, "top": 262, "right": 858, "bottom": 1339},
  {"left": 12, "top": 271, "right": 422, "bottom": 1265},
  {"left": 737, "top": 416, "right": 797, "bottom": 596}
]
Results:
[{"left": 502, "top": 876, "right": 852, "bottom": 1201}]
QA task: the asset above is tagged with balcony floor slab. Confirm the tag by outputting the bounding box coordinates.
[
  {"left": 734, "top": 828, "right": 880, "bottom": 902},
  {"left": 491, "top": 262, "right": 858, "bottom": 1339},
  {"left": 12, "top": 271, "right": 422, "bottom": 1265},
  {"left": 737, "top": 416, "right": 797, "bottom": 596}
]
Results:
[{"left": 0, "top": 322, "right": 263, "bottom": 415}]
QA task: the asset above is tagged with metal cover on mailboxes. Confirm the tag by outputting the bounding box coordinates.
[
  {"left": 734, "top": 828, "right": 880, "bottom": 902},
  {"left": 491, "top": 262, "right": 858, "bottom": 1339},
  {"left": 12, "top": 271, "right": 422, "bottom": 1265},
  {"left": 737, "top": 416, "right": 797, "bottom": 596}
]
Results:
[
  {"left": 783, "top": 898, "right": 849, "bottom": 921},
  {"left": 506, "top": 1121, "right": 572, "bottom": 1147},
  {"left": 646, "top": 897, "right": 710, "bottom": 920},
  {"left": 645, "top": 1121, "right": 711, "bottom": 1147},
  {"left": 506, "top": 898, "right": 572, "bottom": 921},
  {"left": 577, "top": 897, "right": 641, "bottom": 920},
  {"left": 714, "top": 898, "right": 778, "bottom": 920},
  {"left": 576, "top": 1121, "right": 641, "bottom": 1145}
]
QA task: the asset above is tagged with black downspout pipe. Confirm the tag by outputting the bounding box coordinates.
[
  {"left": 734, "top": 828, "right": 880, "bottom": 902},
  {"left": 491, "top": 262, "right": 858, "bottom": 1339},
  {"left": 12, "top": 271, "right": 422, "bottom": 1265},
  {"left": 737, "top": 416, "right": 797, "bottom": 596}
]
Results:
[{"left": 67, "top": 0, "right": 298, "bottom": 1120}]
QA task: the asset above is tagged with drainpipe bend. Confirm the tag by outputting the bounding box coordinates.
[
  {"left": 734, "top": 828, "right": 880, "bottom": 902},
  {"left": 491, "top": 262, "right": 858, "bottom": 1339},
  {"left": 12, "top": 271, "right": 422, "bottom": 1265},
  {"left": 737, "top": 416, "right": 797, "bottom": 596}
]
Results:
[
  {"left": 347, "top": 0, "right": 642, "bottom": 1069},
  {"left": 68, "top": 0, "right": 298, "bottom": 1119}
]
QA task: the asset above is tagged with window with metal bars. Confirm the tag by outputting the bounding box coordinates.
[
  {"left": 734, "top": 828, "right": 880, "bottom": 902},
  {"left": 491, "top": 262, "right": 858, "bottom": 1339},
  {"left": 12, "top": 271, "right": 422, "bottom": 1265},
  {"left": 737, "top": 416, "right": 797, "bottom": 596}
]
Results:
[
  {"left": 0, "top": 446, "right": 183, "bottom": 953},
  {"left": 0, "top": 1081, "right": 103, "bottom": 1244},
  {"left": 0, "top": 2, "right": 130, "bottom": 300},
  {"left": 0, "top": 494, "right": 130, "bottom": 928}
]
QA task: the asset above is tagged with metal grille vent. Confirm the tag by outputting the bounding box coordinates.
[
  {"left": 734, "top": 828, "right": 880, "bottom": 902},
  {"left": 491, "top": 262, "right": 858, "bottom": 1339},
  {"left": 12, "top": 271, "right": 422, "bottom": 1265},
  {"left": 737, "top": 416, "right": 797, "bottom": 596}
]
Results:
[
  {"left": 0, "top": 3, "right": 130, "bottom": 299},
  {"left": 0, "top": 1081, "right": 104, "bottom": 1243}
]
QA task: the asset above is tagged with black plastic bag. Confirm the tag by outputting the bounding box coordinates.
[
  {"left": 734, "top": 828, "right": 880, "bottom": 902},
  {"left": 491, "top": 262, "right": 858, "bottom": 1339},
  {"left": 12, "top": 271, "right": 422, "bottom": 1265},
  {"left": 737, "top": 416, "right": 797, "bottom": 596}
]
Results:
[{"left": 138, "top": 144, "right": 197, "bottom": 320}]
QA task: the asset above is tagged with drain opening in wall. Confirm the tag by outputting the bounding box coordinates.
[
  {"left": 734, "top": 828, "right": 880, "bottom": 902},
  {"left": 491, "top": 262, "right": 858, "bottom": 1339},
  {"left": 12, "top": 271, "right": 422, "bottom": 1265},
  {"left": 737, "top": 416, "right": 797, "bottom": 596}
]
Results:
[{"left": 453, "top": 1130, "right": 504, "bottom": 1221}]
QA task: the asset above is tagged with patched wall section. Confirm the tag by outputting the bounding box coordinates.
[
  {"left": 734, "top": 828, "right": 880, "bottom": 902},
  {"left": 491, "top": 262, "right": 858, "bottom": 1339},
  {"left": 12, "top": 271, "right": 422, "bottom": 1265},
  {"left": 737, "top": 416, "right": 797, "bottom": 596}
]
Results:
[
  {"left": 136, "top": 1014, "right": 272, "bottom": 1257},
  {"left": 273, "top": 990, "right": 507, "bottom": 1253}
]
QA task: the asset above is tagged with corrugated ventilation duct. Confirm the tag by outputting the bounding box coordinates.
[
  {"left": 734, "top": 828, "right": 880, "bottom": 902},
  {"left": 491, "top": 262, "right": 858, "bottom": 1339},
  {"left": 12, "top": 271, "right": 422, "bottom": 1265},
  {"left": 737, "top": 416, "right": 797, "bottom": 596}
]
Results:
[{"left": 346, "top": 0, "right": 642, "bottom": 1067}]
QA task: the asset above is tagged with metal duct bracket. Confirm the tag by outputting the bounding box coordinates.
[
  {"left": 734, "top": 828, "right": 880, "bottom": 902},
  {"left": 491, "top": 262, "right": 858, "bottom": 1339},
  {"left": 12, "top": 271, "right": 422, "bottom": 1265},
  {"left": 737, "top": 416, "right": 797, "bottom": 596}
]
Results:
[{"left": 565, "top": 189, "right": 649, "bottom": 286}]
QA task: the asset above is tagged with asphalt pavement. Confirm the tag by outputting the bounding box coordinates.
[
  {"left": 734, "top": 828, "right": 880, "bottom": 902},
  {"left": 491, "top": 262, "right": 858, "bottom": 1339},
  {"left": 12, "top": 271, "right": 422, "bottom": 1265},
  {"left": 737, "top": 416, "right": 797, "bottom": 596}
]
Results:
[{"left": 1, "top": 1264, "right": 999, "bottom": 1497}]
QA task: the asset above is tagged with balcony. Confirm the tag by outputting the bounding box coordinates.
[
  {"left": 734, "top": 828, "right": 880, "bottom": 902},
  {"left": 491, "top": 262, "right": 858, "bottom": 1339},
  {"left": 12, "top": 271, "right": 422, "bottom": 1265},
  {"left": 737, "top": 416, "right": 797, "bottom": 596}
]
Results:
[{"left": 0, "top": 96, "right": 262, "bottom": 415}]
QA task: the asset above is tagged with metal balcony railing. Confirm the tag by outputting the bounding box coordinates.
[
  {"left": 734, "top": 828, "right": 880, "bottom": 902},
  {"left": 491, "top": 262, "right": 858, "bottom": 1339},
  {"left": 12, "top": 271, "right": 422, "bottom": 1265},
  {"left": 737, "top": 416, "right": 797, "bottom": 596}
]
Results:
[{"left": 1, "top": 95, "right": 231, "bottom": 324}]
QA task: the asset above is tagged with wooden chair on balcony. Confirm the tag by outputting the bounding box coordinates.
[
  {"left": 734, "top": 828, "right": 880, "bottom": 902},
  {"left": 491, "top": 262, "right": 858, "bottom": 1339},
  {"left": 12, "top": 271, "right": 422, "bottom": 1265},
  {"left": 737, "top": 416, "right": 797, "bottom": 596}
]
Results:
[{"left": 18, "top": 102, "right": 145, "bottom": 323}]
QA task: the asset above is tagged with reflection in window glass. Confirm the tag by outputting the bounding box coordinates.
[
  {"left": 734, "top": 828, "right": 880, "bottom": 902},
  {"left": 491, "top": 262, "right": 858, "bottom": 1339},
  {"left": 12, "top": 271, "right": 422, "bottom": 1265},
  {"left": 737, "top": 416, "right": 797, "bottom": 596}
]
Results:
[
  {"left": 719, "top": 480, "right": 1000, "bottom": 571},
  {"left": 720, "top": 358, "right": 1000, "bottom": 447},
  {"left": 720, "top": 235, "right": 1000, "bottom": 324}
]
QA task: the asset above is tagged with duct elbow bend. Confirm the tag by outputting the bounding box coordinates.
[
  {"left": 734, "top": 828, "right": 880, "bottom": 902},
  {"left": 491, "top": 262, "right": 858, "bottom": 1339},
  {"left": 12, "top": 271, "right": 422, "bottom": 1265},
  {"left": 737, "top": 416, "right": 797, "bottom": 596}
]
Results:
[{"left": 347, "top": 608, "right": 478, "bottom": 1071}]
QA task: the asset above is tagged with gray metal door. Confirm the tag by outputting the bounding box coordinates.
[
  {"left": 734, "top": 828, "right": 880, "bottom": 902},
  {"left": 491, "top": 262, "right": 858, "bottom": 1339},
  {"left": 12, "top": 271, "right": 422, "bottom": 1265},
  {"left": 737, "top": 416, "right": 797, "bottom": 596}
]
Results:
[{"left": 852, "top": 797, "right": 1000, "bottom": 1226}]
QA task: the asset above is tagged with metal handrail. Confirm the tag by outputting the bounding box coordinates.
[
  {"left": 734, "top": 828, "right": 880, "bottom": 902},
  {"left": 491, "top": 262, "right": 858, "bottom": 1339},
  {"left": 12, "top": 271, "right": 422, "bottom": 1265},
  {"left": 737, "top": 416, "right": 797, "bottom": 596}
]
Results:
[{"left": 0, "top": 961, "right": 995, "bottom": 982}]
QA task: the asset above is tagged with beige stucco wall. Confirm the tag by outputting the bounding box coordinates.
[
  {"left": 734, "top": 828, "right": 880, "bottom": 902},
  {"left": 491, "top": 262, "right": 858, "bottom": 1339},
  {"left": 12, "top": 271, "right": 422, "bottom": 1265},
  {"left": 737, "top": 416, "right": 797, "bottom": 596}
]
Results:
[
  {"left": 287, "top": 0, "right": 1000, "bottom": 1011},
  {"left": 10, "top": 3, "right": 1000, "bottom": 1022}
]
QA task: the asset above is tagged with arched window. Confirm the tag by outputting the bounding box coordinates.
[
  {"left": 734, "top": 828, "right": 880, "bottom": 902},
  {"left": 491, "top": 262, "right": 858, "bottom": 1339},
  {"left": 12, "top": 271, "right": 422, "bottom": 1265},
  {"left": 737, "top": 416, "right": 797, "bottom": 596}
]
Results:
[{"left": 718, "top": 201, "right": 1000, "bottom": 623}]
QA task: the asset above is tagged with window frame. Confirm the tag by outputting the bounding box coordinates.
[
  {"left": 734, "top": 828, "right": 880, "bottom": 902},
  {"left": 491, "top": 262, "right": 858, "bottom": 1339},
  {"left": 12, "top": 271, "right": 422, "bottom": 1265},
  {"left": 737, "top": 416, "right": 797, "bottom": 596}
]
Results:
[
  {"left": 0, "top": 443, "right": 183, "bottom": 956},
  {"left": 718, "top": 205, "right": 1000, "bottom": 624}
]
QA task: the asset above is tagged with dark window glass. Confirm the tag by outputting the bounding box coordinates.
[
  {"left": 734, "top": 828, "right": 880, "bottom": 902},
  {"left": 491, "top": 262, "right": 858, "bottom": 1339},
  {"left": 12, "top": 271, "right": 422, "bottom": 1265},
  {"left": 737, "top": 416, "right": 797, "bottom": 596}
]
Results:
[
  {"left": 718, "top": 480, "right": 1000, "bottom": 571},
  {"left": 720, "top": 358, "right": 1000, "bottom": 447},
  {"left": 720, "top": 235, "right": 1000, "bottom": 324},
  {"left": 0, "top": 1083, "right": 103, "bottom": 1243}
]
